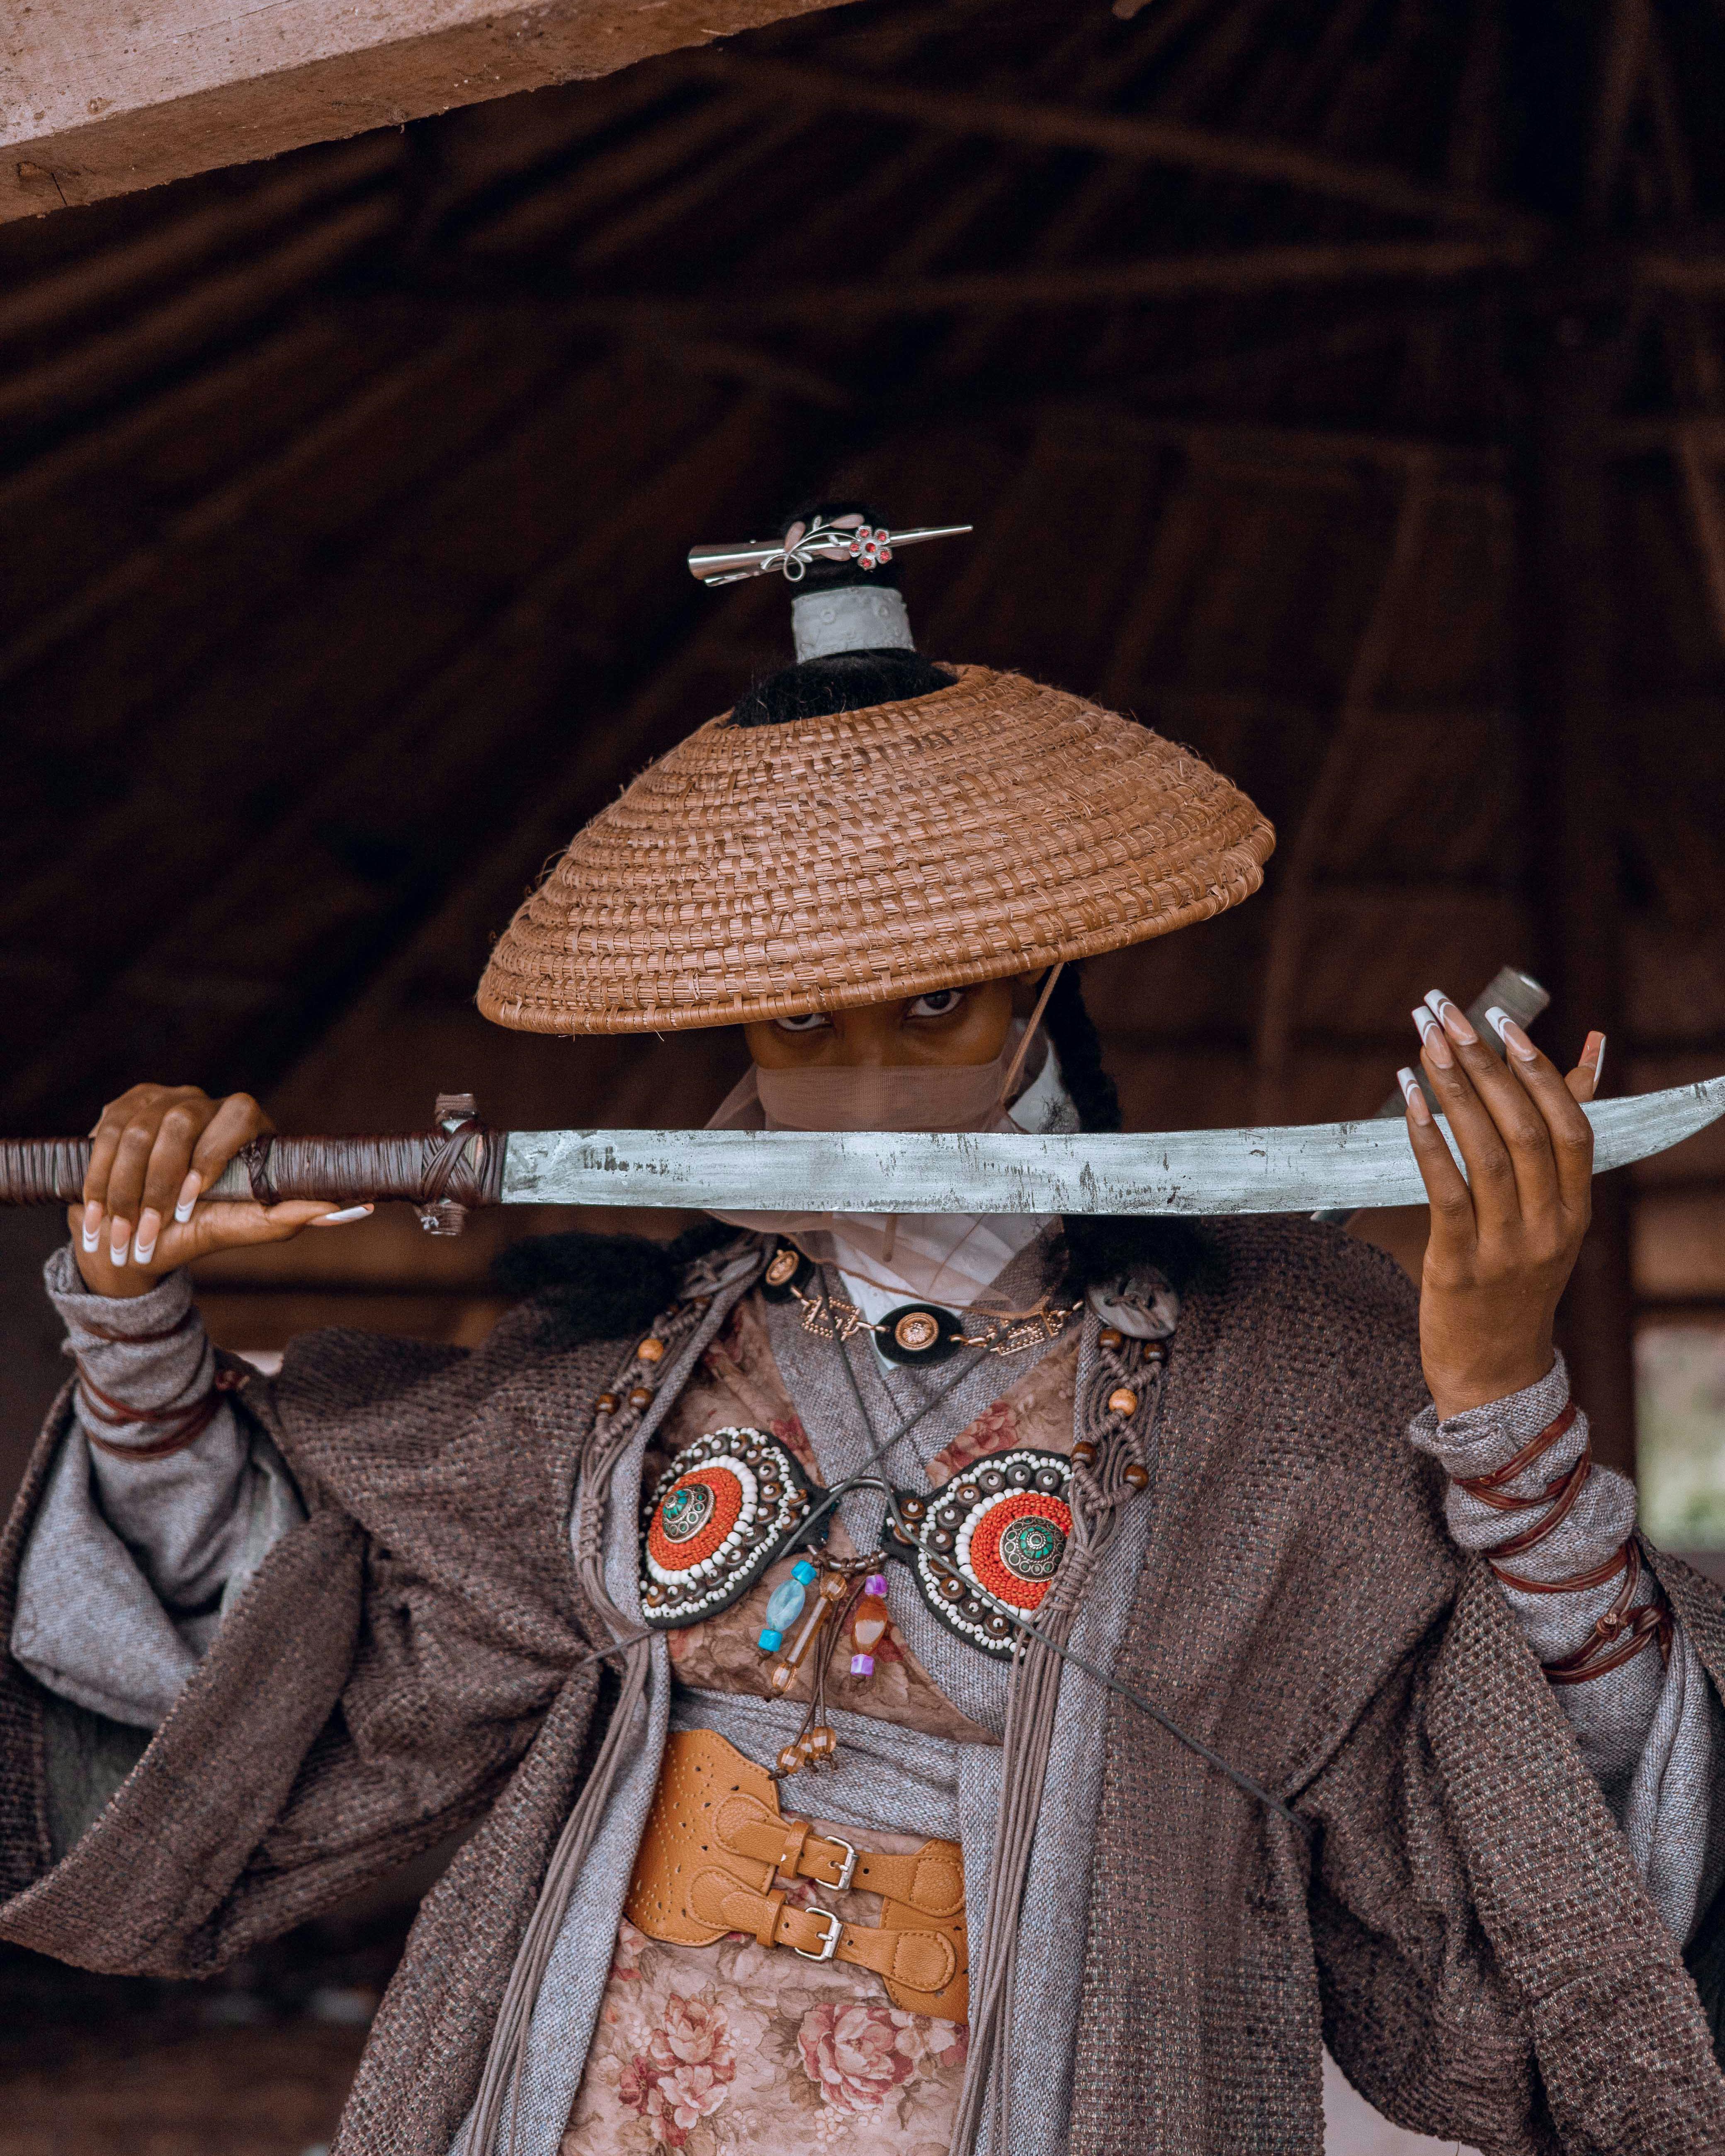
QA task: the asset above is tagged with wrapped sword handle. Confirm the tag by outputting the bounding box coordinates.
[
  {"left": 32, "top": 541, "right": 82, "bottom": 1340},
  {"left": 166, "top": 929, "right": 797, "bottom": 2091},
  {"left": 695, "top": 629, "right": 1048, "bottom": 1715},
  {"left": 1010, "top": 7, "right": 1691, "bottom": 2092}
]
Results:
[{"left": 0, "top": 1094, "right": 503, "bottom": 1236}]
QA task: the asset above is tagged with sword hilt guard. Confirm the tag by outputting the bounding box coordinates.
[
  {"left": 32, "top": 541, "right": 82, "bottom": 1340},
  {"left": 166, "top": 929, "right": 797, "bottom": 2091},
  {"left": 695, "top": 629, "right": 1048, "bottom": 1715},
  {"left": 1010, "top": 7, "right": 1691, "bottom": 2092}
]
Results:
[{"left": 0, "top": 1094, "right": 504, "bottom": 1236}]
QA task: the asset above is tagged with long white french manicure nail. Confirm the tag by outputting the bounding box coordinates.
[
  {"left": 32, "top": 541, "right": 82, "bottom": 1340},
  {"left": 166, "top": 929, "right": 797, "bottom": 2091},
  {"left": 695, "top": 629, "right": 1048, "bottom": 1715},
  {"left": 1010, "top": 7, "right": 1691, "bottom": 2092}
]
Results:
[
  {"left": 174, "top": 1172, "right": 201, "bottom": 1224},
  {"left": 310, "top": 1204, "right": 374, "bottom": 1227},
  {"left": 133, "top": 1209, "right": 160, "bottom": 1266},
  {"left": 1425, "top": 990, "right": 1477, "bottom": 1045},
  {"left": 81, "top": 1202, "right": 102, "bottom": 1253},
  {"left": 1485, "top": 1006, "right": 1538, "bottom": 1061},
  {"left": 1412, "top": 1006, "right": 1453, "bottom": 1067},
  {"left": 1397, "top": 1067, "right": 1432, "bottom": 1124},
  {"left": 109, "top": 1219, "right": 131, "bottom": 1266},
  {"left": 1585, "top": 1031, "right": 1607, "bottom": 1087}
]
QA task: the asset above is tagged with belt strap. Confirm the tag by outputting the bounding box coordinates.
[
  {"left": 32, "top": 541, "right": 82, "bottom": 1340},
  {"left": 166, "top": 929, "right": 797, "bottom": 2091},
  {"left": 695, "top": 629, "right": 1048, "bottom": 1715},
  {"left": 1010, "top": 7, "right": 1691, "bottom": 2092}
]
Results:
[
  {"left": 624, "top": 1726, "right": 967, "bottom": 2021},
  {"left": 688, "top": 1870, "right": 960, "bottom": 1998},
  {"left": 713, "top": 1792, "right": 965, "bottom": 1916}
]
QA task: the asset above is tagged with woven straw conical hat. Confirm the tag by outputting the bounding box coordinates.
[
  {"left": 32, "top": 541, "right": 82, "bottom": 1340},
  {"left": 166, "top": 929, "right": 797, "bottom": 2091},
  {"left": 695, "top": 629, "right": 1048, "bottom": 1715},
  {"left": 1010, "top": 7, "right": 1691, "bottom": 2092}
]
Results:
[{"left": 479, "top": 663, "right": 1274, "bottom": 1035}]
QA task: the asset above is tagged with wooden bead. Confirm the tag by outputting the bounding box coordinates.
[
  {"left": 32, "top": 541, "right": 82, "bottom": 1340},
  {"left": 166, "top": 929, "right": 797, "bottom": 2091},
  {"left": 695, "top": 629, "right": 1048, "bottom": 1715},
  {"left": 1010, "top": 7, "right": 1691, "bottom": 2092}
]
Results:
[
  {"left": 1107, "top": 1386, "right": 1139, "bottom": 1417},
  {"left": 1070, "top": 1440, "right": 1097, "bottom": 1465},
  {"left": 595, "top": 1392, "right": 619, "bottom": 1414},
  {"left": 1098, "top": 1326, "right": 1124, "bottom": 1351},
  {"left": 628, "top": 1385, "right": 654, "bottom": 1410},
  {"left": 637, "top": 1336, "right": 667, "bottom": 1364},
  {"left": 1122, "top": 1462, "right": 1149, "bottom": 1490}
]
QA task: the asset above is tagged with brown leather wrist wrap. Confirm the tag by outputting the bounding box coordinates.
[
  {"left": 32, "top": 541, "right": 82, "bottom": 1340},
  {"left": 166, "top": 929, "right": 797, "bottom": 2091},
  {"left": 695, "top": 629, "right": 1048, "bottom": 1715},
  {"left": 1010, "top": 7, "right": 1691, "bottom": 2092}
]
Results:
[
  {"left": 624, "top": 1727, "right": 968, "bottom": 2021},
  {"left": 1457, "top": 1401, "right": 1673, "bottom": 1686},
  {"left": 74, "top": 1363, "right": 241, "bottom": 1461}
]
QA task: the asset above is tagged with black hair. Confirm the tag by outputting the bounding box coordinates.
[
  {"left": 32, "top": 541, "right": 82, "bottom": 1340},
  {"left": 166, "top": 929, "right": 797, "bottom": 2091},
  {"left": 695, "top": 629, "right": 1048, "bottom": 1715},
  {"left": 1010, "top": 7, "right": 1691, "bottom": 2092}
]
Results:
[
  {"left": 727, "top": 495, "right": 955, "bottom": 729},
  {"left": 731, "top": 649, "right": 955, "bottom": 728},
  {"left": 1045, "top": 965, "right": 1225, "bottom": 1301}
]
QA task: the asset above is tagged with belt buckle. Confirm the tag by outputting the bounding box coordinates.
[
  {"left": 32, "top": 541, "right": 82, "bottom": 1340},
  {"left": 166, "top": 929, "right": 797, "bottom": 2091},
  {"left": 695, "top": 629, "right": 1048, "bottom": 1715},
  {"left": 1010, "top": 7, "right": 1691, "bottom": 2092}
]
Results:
[
  {"left": 794, "top": 1908, "right": 842, "bottom": 1963},
  {"left": 819, "top": 1836, "right": 858, "bottom": 1892}
]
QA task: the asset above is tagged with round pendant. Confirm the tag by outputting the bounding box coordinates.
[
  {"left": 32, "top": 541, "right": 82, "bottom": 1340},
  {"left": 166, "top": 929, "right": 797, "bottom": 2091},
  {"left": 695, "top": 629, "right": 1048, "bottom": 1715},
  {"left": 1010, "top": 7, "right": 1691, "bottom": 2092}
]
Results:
[
  {"left": 887, "top": 1448, "right": 1074, "bottom": 1654},
  {"left": 639, "top": 1426, "right": 813, "bottom": 1628},
  {"left": 877, "top": 1303, "right": 962, "bottom": 1365},
  {"left": 760, "top": 1245, "right": 816, "bottom": 1302}
]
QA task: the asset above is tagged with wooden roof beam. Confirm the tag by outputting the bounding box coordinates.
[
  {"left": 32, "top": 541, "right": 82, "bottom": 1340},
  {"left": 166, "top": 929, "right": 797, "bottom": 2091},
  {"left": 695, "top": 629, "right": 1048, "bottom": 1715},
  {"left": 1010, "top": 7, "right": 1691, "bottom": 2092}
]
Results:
[
  {"left": 689, "top": 52, "right": 1550, "bottom": 239},
  {"left": 429, "top": 235, "right": 1537, "bottom": 332},
  {"left": 0, "top": 0, "right": 855, "bottom": 226}
]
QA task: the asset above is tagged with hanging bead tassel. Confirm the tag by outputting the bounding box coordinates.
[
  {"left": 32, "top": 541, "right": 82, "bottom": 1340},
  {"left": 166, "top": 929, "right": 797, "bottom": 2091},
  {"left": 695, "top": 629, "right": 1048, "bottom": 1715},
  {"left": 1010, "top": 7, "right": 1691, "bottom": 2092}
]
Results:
[
  {"left": 758, "top": 1559, "right": 819, "bottom": 1654},
  {"left": 848, "top": 1572, "right": 890, "bottom": 1678}
]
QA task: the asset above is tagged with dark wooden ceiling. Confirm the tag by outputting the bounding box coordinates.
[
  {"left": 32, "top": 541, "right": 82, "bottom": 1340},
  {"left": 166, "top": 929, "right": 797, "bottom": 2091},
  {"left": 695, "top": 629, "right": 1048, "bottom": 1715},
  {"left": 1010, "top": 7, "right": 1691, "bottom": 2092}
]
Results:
[{"left": 2, "top": 0, "right": 1724, "bottom": 1463}]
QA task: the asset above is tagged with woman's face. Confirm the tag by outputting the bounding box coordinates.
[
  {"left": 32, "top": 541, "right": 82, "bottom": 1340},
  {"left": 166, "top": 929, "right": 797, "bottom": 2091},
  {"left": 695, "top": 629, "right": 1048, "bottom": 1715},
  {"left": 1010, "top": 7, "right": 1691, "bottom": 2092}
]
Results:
[{"left": 743, "top": 977, "right": 1026, "bottom": 1071}]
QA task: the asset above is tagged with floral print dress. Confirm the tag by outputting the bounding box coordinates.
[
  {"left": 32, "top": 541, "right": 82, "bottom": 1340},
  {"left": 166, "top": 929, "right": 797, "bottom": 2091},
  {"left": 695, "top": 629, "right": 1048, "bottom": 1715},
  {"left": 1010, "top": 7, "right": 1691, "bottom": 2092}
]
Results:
[{"left": 560, "top": 1294, "right": 1080, "bottom": 2156}]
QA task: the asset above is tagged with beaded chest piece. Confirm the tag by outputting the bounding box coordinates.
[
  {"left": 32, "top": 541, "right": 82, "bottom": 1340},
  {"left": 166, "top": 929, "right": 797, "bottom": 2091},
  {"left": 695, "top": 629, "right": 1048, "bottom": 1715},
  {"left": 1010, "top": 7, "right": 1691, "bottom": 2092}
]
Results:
[{"left": 638, "top": 1426, "right": 1074, "bottom": 1660}]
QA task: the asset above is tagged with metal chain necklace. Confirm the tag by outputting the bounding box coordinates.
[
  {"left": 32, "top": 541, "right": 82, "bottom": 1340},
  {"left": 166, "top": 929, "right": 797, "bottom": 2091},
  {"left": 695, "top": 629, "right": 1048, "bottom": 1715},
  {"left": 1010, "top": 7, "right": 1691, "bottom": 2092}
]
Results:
[{"left": 763, "top": 1242, "right": 1082, "bottom": 1364}]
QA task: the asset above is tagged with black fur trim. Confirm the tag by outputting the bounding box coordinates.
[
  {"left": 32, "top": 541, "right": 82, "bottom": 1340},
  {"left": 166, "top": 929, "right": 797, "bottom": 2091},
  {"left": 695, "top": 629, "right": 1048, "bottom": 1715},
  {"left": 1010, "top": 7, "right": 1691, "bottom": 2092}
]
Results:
[{"left": 492, "top": 1219, "right": 739, "bottom": 1342}]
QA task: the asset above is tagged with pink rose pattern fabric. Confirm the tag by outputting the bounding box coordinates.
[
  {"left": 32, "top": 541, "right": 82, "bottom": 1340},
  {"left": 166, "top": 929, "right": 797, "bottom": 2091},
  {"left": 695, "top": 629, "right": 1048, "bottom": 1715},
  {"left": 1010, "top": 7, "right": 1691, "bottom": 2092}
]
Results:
[{"left": 563, "top": 1908, "right": 968, "bottom": 2155}]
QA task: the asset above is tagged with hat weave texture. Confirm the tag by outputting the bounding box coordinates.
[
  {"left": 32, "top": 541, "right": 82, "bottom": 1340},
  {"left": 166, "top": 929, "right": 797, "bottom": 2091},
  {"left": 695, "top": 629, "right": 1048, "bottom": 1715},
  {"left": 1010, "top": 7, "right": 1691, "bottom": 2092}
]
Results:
[{"left": 478, "top": 665, "right": 1274, "bottom": 1034}]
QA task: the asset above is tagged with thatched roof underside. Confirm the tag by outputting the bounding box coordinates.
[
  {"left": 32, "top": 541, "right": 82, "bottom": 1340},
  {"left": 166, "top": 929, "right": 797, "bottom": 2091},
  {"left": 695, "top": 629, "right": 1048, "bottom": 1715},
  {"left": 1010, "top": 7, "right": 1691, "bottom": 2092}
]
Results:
[{"left": 2, "top": 0, "right": 1724, "bottom": 1470}]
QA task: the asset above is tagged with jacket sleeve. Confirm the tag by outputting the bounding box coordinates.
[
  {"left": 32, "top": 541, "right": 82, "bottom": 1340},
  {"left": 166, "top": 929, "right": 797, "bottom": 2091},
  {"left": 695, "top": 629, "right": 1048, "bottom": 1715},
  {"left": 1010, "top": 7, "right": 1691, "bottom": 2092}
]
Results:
[
  {"left": 1304, "top": 1550, "right": 1725, "bottom": 2154},
  {"left": 14, "top": 1248, "right": 304, "bottom": 1736},
  {"left": 1409, "top": 1351, "right": 1724, "bottom": 1948},
  {"left": 0, "top": 1297, "right": 621, "bottom": 1984}
]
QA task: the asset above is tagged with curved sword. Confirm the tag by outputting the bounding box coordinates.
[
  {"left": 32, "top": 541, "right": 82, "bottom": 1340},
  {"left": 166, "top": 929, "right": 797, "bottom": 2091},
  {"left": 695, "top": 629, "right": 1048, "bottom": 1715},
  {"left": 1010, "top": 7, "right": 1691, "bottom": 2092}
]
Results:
[
  {"left": 5, "top": 1075, "right": 1720, "bottom": 1223},
  {"left": 500, "top": 1072, "right": 1725, "bottom": 1215}
]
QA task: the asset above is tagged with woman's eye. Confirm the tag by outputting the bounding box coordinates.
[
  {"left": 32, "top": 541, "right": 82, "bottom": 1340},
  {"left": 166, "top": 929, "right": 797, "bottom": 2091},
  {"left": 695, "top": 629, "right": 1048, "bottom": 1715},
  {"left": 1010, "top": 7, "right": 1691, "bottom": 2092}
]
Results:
[
  {"left": 909, "top": 990, "right": 965, "bottom": 1018},
  {"left": 774, "top": 1011, "right": 832, "bottom": 1033}
]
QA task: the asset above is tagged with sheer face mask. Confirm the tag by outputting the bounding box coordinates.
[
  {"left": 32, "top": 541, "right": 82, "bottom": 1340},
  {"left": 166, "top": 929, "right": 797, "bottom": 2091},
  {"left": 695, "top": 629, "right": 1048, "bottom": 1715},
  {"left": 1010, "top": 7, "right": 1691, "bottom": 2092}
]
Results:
[{"left": 751, "top": 1047, "right": 1014, "bottom": 1133}]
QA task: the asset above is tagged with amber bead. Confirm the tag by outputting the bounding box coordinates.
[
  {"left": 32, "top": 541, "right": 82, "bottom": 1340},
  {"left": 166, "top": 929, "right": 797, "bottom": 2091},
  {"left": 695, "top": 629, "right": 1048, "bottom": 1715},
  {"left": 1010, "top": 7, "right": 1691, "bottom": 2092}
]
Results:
[
  {"left": 628, "top": 1385, "right": 655, "bottom": 1410},
  {"left": 1122, "top": 1462, "right": 1150, "bottom": 1491},
  {"left": 1107, "top": 1386, "right": 1139, "bottom": 1418},
  {"left": 850, "top": 1595, "right": 889, "bottom": 1653},
  {"left": 1070, "top": 1440, "right": 1098, "bottom": 1466},
  {"left": 637, "top": 1336, "right": 667, "bottom": 1364},
  {"left": 770, "top": 1662, "right": 796, "bottom": 1694},
  {"left": 777, "top": 1743, "right": 804, "bottom": 1776},
  {"left": 595, "top": 1391, "right": 619, "bottom": 1414},
  {"left": 1098, "top": 1326, "right": 1124, "bottom": 1352},
  {"left": 804, "top": 1726, "right": 838, "bottom": 1759}
]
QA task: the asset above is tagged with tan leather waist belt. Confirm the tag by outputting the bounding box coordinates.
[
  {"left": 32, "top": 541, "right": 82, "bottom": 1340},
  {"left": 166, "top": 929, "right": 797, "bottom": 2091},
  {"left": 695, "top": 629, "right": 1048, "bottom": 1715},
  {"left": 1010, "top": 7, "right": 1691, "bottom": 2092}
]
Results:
[{"left": 624, "top": 1726, "right": 968, "bottom": 2022}]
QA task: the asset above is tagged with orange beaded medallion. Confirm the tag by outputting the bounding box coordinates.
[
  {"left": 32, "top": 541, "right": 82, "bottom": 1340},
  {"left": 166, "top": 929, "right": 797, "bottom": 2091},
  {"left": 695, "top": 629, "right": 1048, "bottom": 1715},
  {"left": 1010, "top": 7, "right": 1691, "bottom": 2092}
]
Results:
[
  {"left": 639, "top": 1426, "right": 814, "bottom": 1627},
  {"left": 883, "top": 1448, "right": 1074, "bottom": 1655}
]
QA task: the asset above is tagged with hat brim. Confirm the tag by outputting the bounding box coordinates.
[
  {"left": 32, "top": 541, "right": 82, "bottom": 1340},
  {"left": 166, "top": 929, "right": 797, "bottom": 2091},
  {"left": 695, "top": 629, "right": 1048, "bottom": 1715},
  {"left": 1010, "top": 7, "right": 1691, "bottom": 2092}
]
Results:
[{"left": 478, "top": 665, "right": 1275, "bottom": 1036}]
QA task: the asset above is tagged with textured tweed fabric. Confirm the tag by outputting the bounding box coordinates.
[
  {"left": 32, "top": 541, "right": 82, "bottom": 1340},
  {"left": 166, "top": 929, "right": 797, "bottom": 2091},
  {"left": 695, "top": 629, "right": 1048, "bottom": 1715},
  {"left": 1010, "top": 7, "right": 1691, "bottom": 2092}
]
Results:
[{"left": 0, "top": 1222, "right": 1721, "bottom": 2156}]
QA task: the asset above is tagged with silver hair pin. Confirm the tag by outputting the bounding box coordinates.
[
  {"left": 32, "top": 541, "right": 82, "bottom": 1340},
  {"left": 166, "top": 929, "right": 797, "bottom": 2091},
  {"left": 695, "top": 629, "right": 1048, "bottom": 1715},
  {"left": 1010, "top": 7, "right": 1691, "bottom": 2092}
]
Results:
[{"left": 688, "top": 516, "right": 972, "bottom": 587}]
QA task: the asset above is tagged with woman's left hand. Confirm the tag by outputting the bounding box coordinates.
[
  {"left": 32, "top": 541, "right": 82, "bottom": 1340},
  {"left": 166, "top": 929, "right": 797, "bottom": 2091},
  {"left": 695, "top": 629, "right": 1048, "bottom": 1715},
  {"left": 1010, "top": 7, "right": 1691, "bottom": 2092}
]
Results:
[{"left": 1398, "top": 993, "right": 1607, "bottom": 1422}]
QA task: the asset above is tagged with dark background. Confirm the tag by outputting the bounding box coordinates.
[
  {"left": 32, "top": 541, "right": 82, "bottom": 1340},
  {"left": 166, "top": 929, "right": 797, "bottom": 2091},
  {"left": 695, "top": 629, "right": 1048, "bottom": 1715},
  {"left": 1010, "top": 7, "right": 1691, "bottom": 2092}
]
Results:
[{"left": 1, "top": 0, "right": 1724, "bottom": 2145}]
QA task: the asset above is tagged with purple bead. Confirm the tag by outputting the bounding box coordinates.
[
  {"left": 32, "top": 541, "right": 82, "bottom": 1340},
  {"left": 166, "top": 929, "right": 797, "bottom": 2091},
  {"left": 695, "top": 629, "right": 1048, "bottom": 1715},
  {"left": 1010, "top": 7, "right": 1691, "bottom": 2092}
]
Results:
[
  {"left": 864, "top": 1573, "right": 888, "bottom": 1597},
  {"left": 850, "top": 1653, "right": 875, "bottom": 1677}
]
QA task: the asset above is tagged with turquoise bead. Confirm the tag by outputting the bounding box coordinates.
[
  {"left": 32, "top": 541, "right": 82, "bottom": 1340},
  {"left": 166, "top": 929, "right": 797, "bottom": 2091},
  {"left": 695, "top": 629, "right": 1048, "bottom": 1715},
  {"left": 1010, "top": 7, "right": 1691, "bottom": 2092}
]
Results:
[
  {"left": 758, "top": 1627, "right": 784, "bottom": 1653},
  {"left": 792, "top": 1559, "right": 819, "bottom": 1585},
  {"left": 765, "top": 1579, "right": 808, "bottom": 1629}
]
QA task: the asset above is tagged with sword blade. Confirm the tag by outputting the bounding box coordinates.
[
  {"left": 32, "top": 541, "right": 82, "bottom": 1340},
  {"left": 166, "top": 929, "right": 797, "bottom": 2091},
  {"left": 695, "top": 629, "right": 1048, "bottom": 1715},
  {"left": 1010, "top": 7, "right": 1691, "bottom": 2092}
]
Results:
[{"left": 499, "top": 1073, "right": 1725, "bottom": 1215}]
